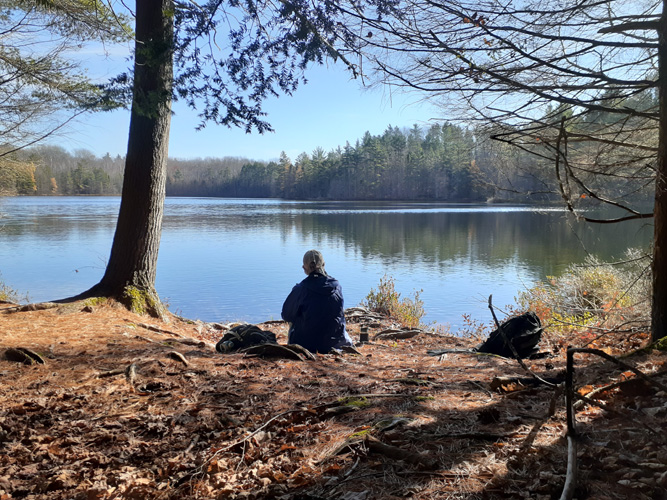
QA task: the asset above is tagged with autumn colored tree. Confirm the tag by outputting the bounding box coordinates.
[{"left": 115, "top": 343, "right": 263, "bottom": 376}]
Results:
[{"left": 0, "top": 157, "right": 36, "bottom": 195}]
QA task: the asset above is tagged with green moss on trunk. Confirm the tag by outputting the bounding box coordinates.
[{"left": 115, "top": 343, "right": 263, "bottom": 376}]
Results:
[
  {"left": 121, "top": 286, "right": 167, "bottom": 319},
  {"left": 652, "top": 336, "right": 667, "bottom": 351}
]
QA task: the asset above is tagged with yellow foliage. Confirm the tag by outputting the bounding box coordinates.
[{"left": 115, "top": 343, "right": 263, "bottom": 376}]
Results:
[
  {"left": 516, "top": 253, "right": 650, "bottom": 346},
  {"left": 361, "top": 274, "right": 428, "bottom": 329}
]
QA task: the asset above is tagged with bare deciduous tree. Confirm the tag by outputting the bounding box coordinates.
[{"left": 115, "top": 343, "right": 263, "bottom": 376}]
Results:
[{"left": 331, "top": 0, "right": 666, "bottom": 341}]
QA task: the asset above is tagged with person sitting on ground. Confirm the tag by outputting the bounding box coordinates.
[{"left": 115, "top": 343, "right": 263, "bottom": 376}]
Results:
[{"left": 281, "top": 249, "right": 353, "bottom": 353}]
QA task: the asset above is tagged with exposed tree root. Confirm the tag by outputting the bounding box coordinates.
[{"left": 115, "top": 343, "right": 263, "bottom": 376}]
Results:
[
  {"left": 4, "top": 347, "right": 46, "bottom": 364},
  {"left": 54, "top": 283, "right": 168, "bottom": 321}
]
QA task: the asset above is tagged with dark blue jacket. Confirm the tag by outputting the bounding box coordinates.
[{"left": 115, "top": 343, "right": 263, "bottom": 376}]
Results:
[{"left": 281, "top": 272, "right": 352, "bottom": 353}]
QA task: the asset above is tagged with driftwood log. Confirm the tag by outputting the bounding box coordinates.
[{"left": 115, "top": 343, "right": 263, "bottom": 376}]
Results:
[
  {"left": 344, "top": 307, "right": 386, "bottom": 323},
  {"left": 373, "top": 329, "right": 423, "bottom": 340},
  {"left": 1, "top": 302, "right": 59, "bottom": 313}
]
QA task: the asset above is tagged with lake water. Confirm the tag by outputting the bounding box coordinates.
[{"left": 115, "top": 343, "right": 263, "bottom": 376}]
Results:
[{"left": 0, "top": 196, "right": 653, "bottom": 330}]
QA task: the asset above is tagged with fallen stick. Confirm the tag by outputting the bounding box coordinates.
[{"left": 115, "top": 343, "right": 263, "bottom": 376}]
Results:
[
  {"left": 560, "top": 347, "right": 667, "bottom": 500},
  {"left": 172, "top": 337, "right": 211, "bottom": 348},
  {"left": 167, "top": 351, "right": 189, "bottom": 367},
  {"left": 364, "top": 434, "right": 437, "bottom": 468},
  {"left": 573, "top": 369, "right": 667, "bottom": 411},
  {"left": 97, "top": 368, "right": 126, "bottom": 378},
  {"left": 2, "top": 302, "right": 59, "bottom": 313},
  {"left": 569, "top": 348, "right": 667, "bottom": 394},
  {"left": 133, "top": 335, "right": 156, "bottom": 343},
  {"left": 428, "top": 349, "right": 515, "bottom": 363},
  {"left": 426, "top": 431, "right": 512, "bottom": 441},
  {"left": 259, "top": 319, "right": 287, "bottom": 325},
  {"left": 374, "top": 330, "right": 422, "bottom": 340},
  {"left": 339, "top": 393, "right": 418, "bottom": 399},
  {"left": 561, "top": 346, "right": 578, "bottom": 500},
  {"left": 560, "top": 434, "right": 578, "bottom": 500},
  {"left": 95, "top": 359, "right": 161, "bottom": 379},
  {"left": 490, "top": 376, "right": 563, "bottom": 391},
  {"left": 131, "top": 321, "right": 187, "bottom": 338},
  {"left": 573, "top": 392, "right": 659, "bottom": 436}
]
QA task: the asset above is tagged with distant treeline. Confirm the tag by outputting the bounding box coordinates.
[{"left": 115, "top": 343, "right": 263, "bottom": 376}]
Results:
[
  {"left": 0, "top": 121, "right": 645, "bottom": 202},
  {"left": 0, "top": 147, "right": 248, "bottom": 198},
  {"left": 165, "top": 123, "right": 546, "bottom": 201}
]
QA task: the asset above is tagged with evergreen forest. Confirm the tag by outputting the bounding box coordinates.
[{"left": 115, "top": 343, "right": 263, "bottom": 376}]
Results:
[{"left": 0, "top": 120, "right": 655, "bottom": 203}]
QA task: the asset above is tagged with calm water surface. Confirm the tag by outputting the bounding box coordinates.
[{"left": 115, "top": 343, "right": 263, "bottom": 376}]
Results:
[{"left": 0, "top": 197, "right": 653, "bottom": 330}]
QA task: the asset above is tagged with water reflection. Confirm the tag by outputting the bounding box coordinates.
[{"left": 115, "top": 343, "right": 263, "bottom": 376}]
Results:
[{"left": 0, "top": 197, "right": 652, "bottom": 329}]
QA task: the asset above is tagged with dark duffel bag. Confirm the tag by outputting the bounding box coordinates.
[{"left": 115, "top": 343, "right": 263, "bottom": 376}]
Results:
[
  {"left": 475, "top": 311, "right": 543, "bottom": 359},
  {"left": 216, "top": 324, "right": 277, "bottom": 353}
]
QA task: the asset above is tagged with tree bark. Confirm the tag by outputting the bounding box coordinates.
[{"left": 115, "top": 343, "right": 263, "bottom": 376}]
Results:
[
  {"left": 653, "top": 1, "right": 667, "bottom": 342},
  {"left": 73, "top": 0, "right": 174, "bottom": 314}
]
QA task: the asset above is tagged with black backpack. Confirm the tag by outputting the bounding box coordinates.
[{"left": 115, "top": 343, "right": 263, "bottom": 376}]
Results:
[
  {"left": 476, "top": 312, "right": 543, "bottom": 359},
  {"left": 215, "top": 324, "right": 277, "bottom": 353}
]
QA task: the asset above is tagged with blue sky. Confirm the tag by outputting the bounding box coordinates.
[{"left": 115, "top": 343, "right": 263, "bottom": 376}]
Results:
[{"left": 51, "top": 59, "right": 444, "bottom": 162}]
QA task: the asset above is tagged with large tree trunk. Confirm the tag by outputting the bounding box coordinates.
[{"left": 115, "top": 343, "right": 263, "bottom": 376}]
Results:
[
  {"left": 653, "top": 2, "right": 667, "bottom": 342},
  {"left": 73, "top": 0, "right": 174, "bottom": 316}
]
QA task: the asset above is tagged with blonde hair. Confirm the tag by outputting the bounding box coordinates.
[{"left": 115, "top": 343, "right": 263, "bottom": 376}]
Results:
[{"left": 303, "top": 249, "right": 326, "bottom": 274}]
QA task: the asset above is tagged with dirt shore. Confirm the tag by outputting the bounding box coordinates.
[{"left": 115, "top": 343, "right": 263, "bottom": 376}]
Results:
[{"left": 1, "top": 301, "right": 665, "bottom": 499}]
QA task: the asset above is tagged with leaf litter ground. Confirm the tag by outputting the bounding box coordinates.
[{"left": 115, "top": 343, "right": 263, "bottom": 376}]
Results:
[{"left": 1, "top": 301, "right": 666, "bottom": 499}]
